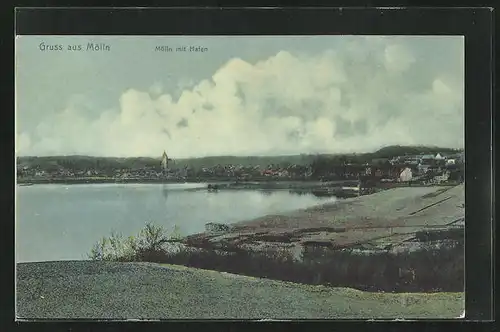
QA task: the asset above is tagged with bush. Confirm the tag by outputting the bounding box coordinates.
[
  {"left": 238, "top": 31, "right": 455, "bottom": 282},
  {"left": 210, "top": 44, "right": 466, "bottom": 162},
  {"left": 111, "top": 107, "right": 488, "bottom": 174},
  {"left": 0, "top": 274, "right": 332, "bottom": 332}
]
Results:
[
  {"left": 88, "top": 222, "right": 182, "bottom": 262},
  {"left": 88, "top": 231, "right": 132, "bottom": 261}
]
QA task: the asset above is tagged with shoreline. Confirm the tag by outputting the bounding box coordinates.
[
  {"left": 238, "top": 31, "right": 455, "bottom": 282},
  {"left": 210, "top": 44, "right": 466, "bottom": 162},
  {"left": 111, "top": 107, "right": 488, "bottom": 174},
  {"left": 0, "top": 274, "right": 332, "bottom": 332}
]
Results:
[
  {"left": 169, "top": 184, "right": 465, "bottom": 293},
  {"left": 16, "top": 177, "right": 461, "bottom": 192},
  {"left": 183, "top": 184, "right": 465, "bottom": 255},
  {"left": 16, "top": 177, "right": 358, "bottom": 184},
  {"left": 16, "top": 178, "right": 366, "bottom": 198},
  {"left": 16, "top": 177, "right": 225, "bottom": 185},
  {"left": 16, "top": 177, "right": 361, "bottom": 191}
]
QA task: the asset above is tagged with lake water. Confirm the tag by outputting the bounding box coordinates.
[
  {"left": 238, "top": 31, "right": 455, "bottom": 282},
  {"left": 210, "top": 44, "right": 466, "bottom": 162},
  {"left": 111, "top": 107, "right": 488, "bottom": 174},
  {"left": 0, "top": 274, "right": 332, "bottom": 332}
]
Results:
[{"left": 16, "top": 183, "right": 336, "bottom": 263}]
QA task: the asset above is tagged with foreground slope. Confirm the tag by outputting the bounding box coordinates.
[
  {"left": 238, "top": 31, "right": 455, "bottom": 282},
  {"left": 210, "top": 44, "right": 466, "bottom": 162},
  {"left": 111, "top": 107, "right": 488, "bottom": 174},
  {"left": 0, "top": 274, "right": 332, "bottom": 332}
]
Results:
[{"left": 16, "top": 261, "right": 463, "bottom": 319}]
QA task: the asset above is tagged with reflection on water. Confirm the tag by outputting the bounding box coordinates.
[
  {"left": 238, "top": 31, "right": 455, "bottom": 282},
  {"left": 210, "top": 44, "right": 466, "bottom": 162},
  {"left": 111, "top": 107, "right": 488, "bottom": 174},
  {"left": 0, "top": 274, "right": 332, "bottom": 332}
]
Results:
[
  {"left": 289, "top": 189, "right": 336, "bottom": 198},
  {"left": 161, "top": 185, "right": 169, "bottom": 200},
  {"left": 288, "top": 190, "right": 309, "bottom": 196},
  {"left": 16, "top": 183, "right": 336, "bottom": 262}
]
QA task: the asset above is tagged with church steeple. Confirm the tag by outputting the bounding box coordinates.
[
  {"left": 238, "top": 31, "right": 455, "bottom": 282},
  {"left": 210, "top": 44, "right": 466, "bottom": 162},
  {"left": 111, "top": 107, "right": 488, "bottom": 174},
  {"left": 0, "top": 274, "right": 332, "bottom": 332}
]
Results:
[{"left": 161, "top": 150, "right": 169, "bottom": 171}]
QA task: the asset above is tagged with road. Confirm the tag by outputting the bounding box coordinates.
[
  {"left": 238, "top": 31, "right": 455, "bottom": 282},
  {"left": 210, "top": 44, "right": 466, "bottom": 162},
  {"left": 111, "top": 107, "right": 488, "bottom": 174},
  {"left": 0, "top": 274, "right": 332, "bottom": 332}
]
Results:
[{"left": 16, "top": 261, "right": 463, "bottom": 320}]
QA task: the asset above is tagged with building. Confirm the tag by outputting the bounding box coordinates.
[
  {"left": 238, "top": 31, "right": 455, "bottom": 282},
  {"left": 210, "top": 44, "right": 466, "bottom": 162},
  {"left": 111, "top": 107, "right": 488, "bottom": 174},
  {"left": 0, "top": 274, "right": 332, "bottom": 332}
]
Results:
[
  {"left": 418, "top": 164, "right": 431, "bottom": 174},
  {"left": 432, "top": 171, "right": 451, "bottom": 184},
  {"left": 399, "top": 167, "right": 413, "bottom": 182},
  {"left": 371, "top": 158, "right": 390, "bottom": 166},
  {"left": 407, "top": 156, "right": 420, "bottom": 165},
  {"left": 420, "top": 154, "right": 435, "bottom": 163}
]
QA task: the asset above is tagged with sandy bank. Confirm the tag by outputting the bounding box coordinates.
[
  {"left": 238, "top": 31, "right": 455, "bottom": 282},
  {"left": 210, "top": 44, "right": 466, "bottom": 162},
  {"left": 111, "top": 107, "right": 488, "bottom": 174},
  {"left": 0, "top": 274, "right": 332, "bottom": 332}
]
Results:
[{"left": 184, "top": 184, "right": 464, "bottom": 252}]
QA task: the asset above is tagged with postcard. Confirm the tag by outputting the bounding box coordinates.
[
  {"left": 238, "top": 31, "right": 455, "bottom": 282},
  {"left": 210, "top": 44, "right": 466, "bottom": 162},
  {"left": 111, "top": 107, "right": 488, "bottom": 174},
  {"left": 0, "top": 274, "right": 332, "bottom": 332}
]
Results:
[{"left": 15, "top": 35, "right": 465, "bottom": 320}]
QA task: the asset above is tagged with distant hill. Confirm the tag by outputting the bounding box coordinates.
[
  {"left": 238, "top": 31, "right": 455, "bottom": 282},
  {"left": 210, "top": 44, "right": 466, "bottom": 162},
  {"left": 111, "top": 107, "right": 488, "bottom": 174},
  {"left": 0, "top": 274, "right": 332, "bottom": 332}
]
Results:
[
  {"left": 16, "top": 145, "right": 463, "bottom": 171},
  {"left": 371, "top": 145, "right": 461, "bottom": 159}
]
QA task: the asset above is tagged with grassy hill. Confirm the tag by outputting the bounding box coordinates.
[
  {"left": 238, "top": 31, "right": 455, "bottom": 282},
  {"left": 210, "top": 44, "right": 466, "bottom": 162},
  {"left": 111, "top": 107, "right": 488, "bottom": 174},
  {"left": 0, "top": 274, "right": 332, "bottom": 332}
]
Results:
[{"left": 16, "top": 261, "right": 464, "bottom": 319}]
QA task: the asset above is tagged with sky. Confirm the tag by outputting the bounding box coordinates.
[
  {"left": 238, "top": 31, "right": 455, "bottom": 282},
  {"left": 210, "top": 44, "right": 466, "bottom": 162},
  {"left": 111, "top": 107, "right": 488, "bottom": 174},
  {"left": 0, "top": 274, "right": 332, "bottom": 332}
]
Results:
[{"left": 15, "top": 35, "right": 464, "bottom": 158}]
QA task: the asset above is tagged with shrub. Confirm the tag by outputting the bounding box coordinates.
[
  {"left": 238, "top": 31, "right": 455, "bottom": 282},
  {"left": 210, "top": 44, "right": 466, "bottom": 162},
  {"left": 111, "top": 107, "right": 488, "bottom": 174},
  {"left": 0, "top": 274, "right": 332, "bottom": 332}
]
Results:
[
  {"left": 88, "top": 222, "right": 182, "bottom": 262},
  {"left": 88, "top": 231, "right": 131, "bottom": 261}
]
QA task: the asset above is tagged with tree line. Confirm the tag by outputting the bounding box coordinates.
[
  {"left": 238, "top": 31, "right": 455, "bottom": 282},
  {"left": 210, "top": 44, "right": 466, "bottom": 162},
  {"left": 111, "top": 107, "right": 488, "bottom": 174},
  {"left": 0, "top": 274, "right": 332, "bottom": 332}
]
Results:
[{"left": 17, "top": 145, "right": 462, "bottom": 173}]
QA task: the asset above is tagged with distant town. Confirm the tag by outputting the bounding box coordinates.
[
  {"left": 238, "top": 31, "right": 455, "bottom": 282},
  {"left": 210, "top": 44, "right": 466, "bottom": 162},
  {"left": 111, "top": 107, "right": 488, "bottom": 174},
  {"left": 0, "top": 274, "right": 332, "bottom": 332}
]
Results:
[{"left": 16, "top": 145, "right": 464, "bottom": 189}]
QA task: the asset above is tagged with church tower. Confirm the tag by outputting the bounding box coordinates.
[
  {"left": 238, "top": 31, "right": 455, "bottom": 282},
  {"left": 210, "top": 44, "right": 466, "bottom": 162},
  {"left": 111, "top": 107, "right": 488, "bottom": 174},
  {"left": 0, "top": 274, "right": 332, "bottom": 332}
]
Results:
[{"left": 161, "top": 150, "right": 169, "bottom": 172}]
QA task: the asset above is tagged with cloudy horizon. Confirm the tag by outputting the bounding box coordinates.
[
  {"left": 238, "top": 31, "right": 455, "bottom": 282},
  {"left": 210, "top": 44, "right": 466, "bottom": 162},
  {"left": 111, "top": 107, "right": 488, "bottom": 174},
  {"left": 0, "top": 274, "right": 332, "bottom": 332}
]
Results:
[{"left": 15, "top": 35, "right": 464, "bottom": 158}]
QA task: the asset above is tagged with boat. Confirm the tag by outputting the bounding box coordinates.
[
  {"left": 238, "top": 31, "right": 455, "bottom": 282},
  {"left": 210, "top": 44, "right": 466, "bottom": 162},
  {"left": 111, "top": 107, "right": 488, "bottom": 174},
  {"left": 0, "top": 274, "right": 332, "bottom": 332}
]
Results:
[{"left": 207, "top": 184, "right": 220, "bottom": 192}]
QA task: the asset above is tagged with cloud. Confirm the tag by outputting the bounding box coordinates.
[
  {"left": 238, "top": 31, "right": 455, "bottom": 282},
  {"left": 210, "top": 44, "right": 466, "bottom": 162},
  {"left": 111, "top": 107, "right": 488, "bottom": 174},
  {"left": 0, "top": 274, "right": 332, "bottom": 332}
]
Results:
[
  {"left": 148, "top": 82, "right": 163, "bottom": 96},
  {"left": 16, "top": 133, "right": 31, "bottom": 155},
  {"left": 384, "top": 44, "right": 416, "bottom": 73},
  {"left": 16, "top": 37, "right": 464, "bottom": 158}
]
